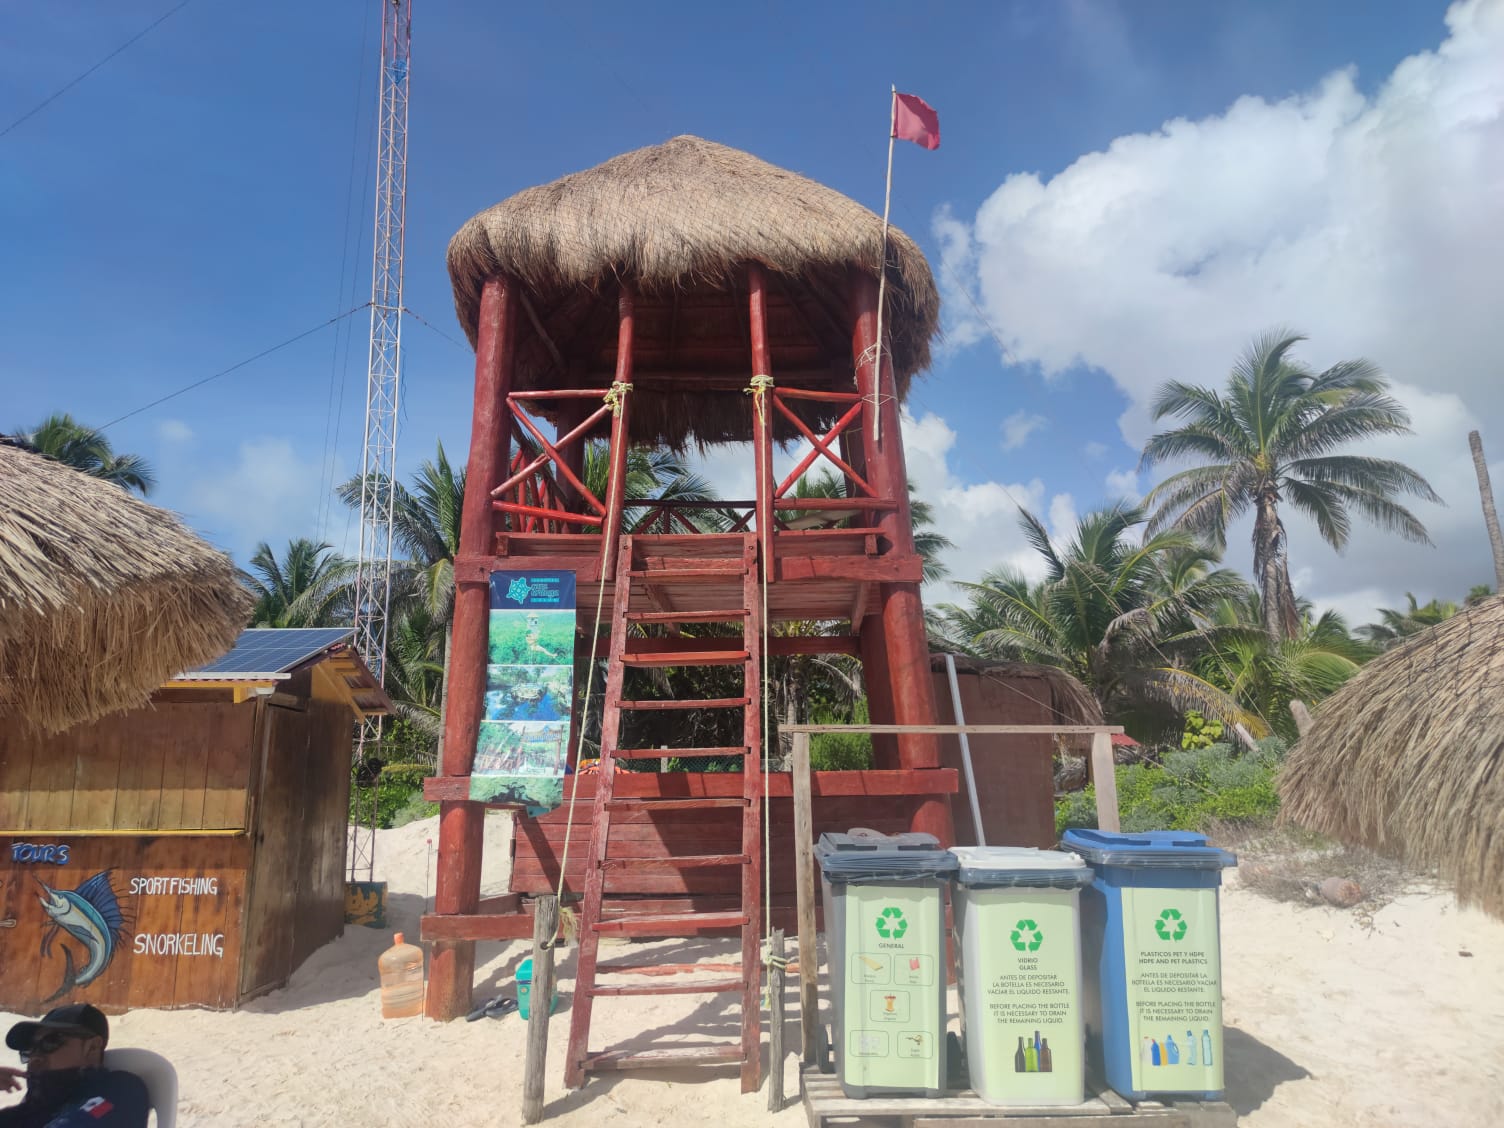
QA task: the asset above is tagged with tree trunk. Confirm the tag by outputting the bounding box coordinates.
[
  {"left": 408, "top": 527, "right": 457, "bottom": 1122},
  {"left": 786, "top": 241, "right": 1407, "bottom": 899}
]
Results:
[
  {"left": 1468, "top": 431, "right": 1504, "bottom": 593},
  {"left": 1253, "top": 496, "right": 1301, "bottom": 641}
]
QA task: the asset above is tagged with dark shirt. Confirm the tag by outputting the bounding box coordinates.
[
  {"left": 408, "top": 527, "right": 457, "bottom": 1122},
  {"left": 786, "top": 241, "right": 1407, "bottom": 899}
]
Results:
[{"left": 0, "top": 1068, "right": 149, "bottom": 1128}]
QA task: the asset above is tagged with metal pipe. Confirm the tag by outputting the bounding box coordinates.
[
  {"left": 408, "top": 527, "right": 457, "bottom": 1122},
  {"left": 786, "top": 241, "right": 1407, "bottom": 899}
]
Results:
[{"left": 944, "top": 653, "right": 986, "bottom": 847}]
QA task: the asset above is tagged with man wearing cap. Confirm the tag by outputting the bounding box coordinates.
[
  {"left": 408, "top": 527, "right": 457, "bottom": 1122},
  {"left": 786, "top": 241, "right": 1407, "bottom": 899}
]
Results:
[{"left": 0, "top": 1005, "right": 147, "bottom": 1127}]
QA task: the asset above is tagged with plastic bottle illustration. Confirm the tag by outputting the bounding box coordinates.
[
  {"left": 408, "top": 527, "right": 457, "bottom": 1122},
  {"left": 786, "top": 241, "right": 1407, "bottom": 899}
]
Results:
[
  {"left": 1202, "top": 1029, "right": 1214, "bottom": 1066},
  {"left": 1015, "top": 1036, "right": 1027, "bottom": 1073},
  {"left": 1142, "top": 1037, "right": 1155, "bottom": 1068},
  {"left": 1024, "top": 1038, "right": 1038, "bottom": 1072},
  {"left": 1165, "top": 1034, "right": 1180, "bottom": 1064},
  {"left": 1039, "top": 1038, "right": 1053, "bottom": 1073},
  {"left": 1150, "top": 1038, "right": 1162, "bottom": 1066},
  {"left": 1186, "top": 1030, "right": 1197, "bottom": 1066}
]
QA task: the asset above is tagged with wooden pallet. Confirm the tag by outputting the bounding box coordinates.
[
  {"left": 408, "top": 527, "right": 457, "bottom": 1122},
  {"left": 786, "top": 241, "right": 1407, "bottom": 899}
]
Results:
[{"left": 800, "top": 1068, "right": 1237, "bottom": 1128}]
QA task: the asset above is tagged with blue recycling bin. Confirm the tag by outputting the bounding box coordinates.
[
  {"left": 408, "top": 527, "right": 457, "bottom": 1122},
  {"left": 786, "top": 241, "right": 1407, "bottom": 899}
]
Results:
[{"left": 1061, "top": 829, "right": 1236, "bottom": 1101}]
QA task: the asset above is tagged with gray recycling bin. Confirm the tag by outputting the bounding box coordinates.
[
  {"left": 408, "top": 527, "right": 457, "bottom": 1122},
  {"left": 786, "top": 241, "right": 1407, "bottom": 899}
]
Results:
[
  {"left": 816, "top": 829, "right": 958, "bottom": 1098},
  {"left": 950, "top": 846, "right": 1093, "bottom": 1106}
]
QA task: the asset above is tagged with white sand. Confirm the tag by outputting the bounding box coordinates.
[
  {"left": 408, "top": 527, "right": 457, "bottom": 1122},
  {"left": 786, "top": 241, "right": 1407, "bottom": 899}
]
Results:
[{"left": 3, "top": 814, "right": 1501, "bottom": 1126}]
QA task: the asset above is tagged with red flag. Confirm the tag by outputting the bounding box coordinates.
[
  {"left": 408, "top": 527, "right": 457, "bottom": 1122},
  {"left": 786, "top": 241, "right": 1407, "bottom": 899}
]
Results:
[{"left": 891, "top": 92, "right": 940, "bottom": 150}]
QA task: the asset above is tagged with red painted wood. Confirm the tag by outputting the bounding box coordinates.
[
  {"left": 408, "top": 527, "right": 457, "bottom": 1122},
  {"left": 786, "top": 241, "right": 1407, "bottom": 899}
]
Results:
[
  {"left": 595, "top": 911, "right": 748, "bottom": 936},
  {"left": 618, "top": 696, "right": 751, "bottom": 711},
  {"left": 583, "top": 1046, "right": 743, "bottom": 1070},
  {"left": 423, "top": 768, "right": 958, "bottom": 802},
  {"left": 620, "top": 649, "right": 750, "bottom": 667},
  {"left": 431, "top": 274, "right": 517, "bottom": 1021},
  {"left": 588, "top": 979, "right": 743, "bottom": 997},
  {"left": 601, "top": 285, "right": 635, "bottom": 581},
  {"left": 609, "top": 745, "right": 749, "bottom": 760},
  {"left": 491, "top": 501, "right": 602, "bottom": 526},
  {"left": 849, "top": 271, "right": 954, "bottom": 846}
]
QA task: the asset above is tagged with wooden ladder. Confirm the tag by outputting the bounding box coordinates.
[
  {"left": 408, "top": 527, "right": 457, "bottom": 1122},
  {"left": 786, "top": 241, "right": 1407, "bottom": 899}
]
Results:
[{"left": 563, "top": 533, "right": 766, "bottom": 1093}]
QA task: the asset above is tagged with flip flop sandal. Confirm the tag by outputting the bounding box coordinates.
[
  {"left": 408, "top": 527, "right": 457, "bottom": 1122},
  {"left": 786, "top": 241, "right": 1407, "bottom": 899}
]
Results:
[
  {"left": 485, "top": 997, "right": 519, "bottom": 1019},
  {"left": 466, "top": 994, "right": 508, "bottom": 1022}
]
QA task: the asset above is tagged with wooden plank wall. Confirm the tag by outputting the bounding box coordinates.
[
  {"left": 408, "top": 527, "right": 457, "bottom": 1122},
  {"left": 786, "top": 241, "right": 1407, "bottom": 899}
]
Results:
[
  {"left": 239, "top": 670, "right": 353, "bottom": 998},
  {"left": 0, "top": 698, "right": 255, "bottom": 833},
  {"left": 510, "top": 793, "right": 915, "bottom": 897},
  {"left": 0, "top": 835, "right": 250, "bottom": 1014},
  {"left": 931, "top": 667, "right": 1060, "bottom": 848}
]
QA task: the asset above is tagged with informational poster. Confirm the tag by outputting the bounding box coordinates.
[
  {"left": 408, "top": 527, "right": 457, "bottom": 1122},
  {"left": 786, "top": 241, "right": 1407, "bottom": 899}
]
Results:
[
  {"left": 961, "top": 891, "right": 1083, "bottom": 1102},
  {"left": 1121, "top": 887, "right": 1224, "bottom": 1093},
  {"left": 841, "top": 884, "right": 944, "bottom": 1093},
  {"left": 469, "top": 570, "right": 576, "bottom": 810}
]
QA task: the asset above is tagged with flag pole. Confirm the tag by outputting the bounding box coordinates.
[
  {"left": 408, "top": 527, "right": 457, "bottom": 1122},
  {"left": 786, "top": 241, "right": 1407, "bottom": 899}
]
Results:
[{"left": 873, "top": 84, "right": 897, "bottom": 443}]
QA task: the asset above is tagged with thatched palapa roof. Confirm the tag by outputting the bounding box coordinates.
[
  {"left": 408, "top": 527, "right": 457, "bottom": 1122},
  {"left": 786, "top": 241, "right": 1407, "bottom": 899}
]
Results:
[
  {"left": 447, "top": 136, "right": 941, "bottom": 448},
  {"left": 0, "top": 440, "right": 253, "bottom": 733},
  {"left": 1280, "top": 596, "right": 1504, "bottom": 919}
]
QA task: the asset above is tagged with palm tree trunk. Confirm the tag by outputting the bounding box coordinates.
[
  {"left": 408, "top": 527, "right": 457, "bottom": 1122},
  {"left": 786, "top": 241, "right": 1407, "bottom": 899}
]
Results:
[
  {"left": 1254, "top": 496, "right": 1301, "bottom": 641},
  {"left": 1468, "top": 431, "right": 1504, "bottom": 592}
]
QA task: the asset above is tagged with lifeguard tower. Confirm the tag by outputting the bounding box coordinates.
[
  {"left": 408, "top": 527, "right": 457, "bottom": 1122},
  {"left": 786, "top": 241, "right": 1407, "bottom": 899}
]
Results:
[{"left": 422, "top": 136, "right": 958, "bottom": 1091}]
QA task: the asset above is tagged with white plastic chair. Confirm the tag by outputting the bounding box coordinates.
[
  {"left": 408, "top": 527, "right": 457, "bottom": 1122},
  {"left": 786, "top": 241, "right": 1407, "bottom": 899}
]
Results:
[{"left": 102, "top": 1047, "right": 178, "bottom": 1128}]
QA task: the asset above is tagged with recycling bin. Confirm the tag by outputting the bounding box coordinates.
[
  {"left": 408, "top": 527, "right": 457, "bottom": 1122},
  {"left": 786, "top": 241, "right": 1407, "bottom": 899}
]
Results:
[
  {"left": 950, "top": 846, "right": 1093, "bottom": 1106},
  {"left": 1061, "top": 829, "right": 1237, "bottom": 1101},
  {"left": 816, "top": 829, "right": 958, "bottom": 1098}
]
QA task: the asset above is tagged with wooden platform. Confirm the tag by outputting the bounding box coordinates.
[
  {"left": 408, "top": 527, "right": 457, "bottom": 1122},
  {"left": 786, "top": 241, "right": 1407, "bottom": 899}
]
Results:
[{"left": 800, "top": 1068, "right": 1237, "bottom": 1128}]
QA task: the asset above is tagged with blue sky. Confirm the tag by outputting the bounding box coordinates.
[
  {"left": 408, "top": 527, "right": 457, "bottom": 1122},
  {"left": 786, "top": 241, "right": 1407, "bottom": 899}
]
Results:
[{"left": 5, "top": 0, "right": 1500, "bottom": 622}]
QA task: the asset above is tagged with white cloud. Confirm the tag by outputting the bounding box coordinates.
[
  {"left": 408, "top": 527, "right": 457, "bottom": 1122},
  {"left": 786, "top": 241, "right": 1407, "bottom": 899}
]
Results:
[
  {"left": 940, "top": 0, "right": 1504, "bottom": 621},
  {"left": 1084, "top": 440, "right": 1109, "bottom": 460},
  {"left": 184, "top": 437, "right": 334, "bottom": 563},
  {"left": 1105, "top": 468, "right": 1140, "bottom": 501},
  {"left": 1000, "top": 409, "right": 1048, "bottom": 451},
  {"left": 157, "top": 419, "right": 193, "bottom": 443}
]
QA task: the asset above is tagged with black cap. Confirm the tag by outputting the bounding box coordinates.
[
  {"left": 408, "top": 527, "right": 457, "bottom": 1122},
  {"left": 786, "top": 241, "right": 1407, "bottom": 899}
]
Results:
[{"left": 5, "top": 1004, "right": 109, "bottom": 1052}]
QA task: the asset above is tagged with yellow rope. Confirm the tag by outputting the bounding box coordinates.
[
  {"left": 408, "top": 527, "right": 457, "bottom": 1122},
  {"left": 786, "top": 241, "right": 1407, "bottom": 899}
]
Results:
[
  {"left": 546, "top": 381, "right": 632, "bottom": 949},
  {"left": 744, "top": 374, "right": 774, "bottom": 426}
]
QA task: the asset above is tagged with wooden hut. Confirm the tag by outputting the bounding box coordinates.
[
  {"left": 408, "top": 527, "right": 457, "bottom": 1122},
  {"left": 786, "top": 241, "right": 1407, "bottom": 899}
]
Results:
[
  {"left": 0, "top": 628, "right": 390, "bottom": 1013},
  {"left": 424, "top": 135, "right": 966, "bottom": 1090},
  {"left": 1280, "top": 595, "right": 1504, "bottom": 920},
  {"left": 0, "top": 437, "right": 251, "bottom": 735}
]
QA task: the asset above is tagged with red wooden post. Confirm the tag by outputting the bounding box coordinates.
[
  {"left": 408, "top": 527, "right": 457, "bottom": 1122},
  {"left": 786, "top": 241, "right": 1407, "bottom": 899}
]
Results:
[
  {"left": 747, "top": 263, "right": 776, "bottom": 573},
  {"left": 429, "top": 275, "right": 518, "bottom": 1020},
  {"left": 601, "top": 284, "right": 635, "bottom": 580},
  {"left": 848, "top": 270, "right": 953, "bottom": 845}
]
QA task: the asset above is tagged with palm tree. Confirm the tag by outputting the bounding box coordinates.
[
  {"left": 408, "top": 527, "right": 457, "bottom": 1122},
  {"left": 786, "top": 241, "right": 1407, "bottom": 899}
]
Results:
[
  {"left": 1358, "top": 592, "right": 1460, "bottom": 649},
  {"left": 1141, "top": 331, "right": 1440, "bottom": 640},
  {"left": 790, "top": 468, "right": 954, "bottom": 581},
  {"left": 930, "top": 503, "right": 1261, "bottom": 738},
  {"left": 242, "top": 539, "right": 353, "bottom": 627},
  {"left": 14, "top": 412, "right": 156, "bottom": 495}
]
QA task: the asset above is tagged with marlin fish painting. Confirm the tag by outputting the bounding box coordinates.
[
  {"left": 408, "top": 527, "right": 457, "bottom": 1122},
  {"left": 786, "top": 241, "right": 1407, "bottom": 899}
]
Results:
[{"left": 36, "top": 870, "right": 129, "bottom": 1001}]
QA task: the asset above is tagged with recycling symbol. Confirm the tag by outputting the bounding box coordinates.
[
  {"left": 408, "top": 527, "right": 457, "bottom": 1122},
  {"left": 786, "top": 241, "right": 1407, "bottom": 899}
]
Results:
[
  {"left": 1155, "top": 908, "right": 1188, "bottom": 941},
  {"left": 1009, "top": 919, "right": 1043, "bottom": 952},
  {"left": 874, "top": 907, "right": 908, "bottom": 939}
]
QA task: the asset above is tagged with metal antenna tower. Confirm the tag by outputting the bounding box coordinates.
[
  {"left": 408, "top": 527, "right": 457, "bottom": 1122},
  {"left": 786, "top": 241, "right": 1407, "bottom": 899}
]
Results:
[{"left": 350, "top": 0, "right": 411, "bottom": 883}]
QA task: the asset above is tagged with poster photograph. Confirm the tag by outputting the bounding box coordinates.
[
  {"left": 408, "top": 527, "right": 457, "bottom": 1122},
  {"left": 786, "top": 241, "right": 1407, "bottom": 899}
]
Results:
[{"left": 470, "top": 570, "right": 577, "bottom": 809}]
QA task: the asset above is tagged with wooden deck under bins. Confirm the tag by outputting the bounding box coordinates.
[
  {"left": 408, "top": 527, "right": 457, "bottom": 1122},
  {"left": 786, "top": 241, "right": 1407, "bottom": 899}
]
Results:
[{"left": 800, "top": 1068, "right": 1238, "bottom": 1128}]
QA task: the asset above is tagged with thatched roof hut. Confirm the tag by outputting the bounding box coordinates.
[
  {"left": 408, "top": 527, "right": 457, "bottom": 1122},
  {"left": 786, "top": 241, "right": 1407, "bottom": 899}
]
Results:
[
  {"left": 0, "top": 439, "right": 252, "bottom": 733},
  {"left": 1280, "top": 596, "right": 1504, "bottom": 919},
  {"left": 446, "top": 135, "right": 940, "bottom": 448}
]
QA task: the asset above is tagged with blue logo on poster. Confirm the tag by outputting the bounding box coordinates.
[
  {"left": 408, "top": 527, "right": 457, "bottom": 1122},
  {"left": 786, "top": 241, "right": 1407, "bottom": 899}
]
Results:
[{"left": 507, "top": 577, "right": 532, "bottom": 604}]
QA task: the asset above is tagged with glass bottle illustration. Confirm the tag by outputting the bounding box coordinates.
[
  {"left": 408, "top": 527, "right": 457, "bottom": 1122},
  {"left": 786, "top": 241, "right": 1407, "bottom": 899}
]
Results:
[
  {"left": 1039, "top": 1038, "right": 1053, "bottom": 1073},
  {"left": 1024, "top": 1038, "right": 1038, "bottom": 1072},
  {"left": 1165, "top": 1034, "right": 1180, "bottom": 1064},
  {"left": 1150, "top": 1038, "right": 1162, "bottom": 1066},
  {"left": 1201, "top": 1029, "right": 1214, "bottom": 1066},
  {"left": 1186, "top": 1030, "right": 1197, "bottom": 1066},
  {"left": 1015, "top": 1036, "right": 1027, "bottom": 1073}
]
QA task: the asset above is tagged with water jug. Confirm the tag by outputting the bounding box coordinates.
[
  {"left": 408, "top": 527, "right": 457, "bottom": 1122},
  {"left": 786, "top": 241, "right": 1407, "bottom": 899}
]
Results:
[
  {"left": 516, "top": 956, "right": 559, "bottom": 1020},
  {"left": 378, "top": 932, "right": 425, "bottom": 1018}
]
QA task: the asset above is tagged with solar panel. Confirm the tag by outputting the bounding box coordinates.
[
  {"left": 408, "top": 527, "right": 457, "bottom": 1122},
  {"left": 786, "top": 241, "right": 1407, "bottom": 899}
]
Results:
[{"left": 190, "top": 627, "right": 355, "bottom": 676}]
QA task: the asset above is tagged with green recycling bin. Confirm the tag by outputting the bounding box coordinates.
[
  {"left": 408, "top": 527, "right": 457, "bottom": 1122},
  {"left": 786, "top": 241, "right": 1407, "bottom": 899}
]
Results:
[
  {"left": 817, "top": 829, "right": 958, "bottom": 1098},
  {"left": 950, "top": 846, "right": 1093, "bottom": 1106}
]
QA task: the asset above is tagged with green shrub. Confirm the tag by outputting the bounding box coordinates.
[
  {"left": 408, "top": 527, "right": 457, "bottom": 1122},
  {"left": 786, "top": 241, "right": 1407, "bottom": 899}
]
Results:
[
  {"left": 1055, "top": 739, "right": 1285, "bottom": 835},
  {"left": 810, "top": 729, "right": 873, "bottom": 771}
]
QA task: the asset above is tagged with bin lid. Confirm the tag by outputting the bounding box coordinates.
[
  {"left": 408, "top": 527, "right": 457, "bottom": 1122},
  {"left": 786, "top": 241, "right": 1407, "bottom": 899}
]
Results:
[
  {"left": 1060, "top": 829, "right": 1237, "bottom": 870},
  {"left": 815, "top": 828, "right": 958, "bottom": 883},
  {"left": 949, "top": 846, "right": 1092, "bottom": 888}
]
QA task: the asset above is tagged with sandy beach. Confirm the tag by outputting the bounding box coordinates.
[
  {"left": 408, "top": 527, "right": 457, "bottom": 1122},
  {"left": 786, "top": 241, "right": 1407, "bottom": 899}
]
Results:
[{"left": 3, "top": 812, "right": 1501, "bottom": 1127}]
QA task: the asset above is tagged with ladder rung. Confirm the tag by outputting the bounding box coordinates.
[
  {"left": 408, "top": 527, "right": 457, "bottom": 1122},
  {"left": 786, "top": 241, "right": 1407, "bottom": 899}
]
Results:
[
  {"left": 605, "top": 797, "right": 749, "bottom": 811},
  {"left": 582, "top": 1045, "right": 744, "bottom": 1071},
  {"left": 627, "top": 566, "right": 744, "bottom": 580},
  {"left": 618, "top": 697, "right": 751, "bottom": 711},
  {"left": 624, "top": 609, "right": 750, "bottom": 624},
  {"left": 621, "top": 650, "right": 750, "bottom": 667},
  {"left": 587, "top": 978, "right": 745, "bottom": 998},
  {"left": 610, "top": 745, "right": 750, "bottom": 760},
  {"left": 602, "top": 854, "right": 749, "bottom": 870},
  {"left": 594, "top": 911, "right": 749, "bottom": 936}
]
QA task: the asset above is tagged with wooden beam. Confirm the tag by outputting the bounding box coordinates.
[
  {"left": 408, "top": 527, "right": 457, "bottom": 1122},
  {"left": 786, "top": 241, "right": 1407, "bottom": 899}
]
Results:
[
  {"left": 522, "top": 895, "right": 558, "bottom": 1125},
  {"left": 424, "top": 768, "right": 959, "bottom": 803},
  {"left": 767, "top": 926, "right": 786, "bottom": 1113},
  {"left": 791, "top": 732, "right": 819, "bottom": 1068},
  {"left": 1090, "top": 731, "right": 1122, "bottom": 834},
  {"left": 783, "top": 723, "right": 1125, "bottom": 735}
]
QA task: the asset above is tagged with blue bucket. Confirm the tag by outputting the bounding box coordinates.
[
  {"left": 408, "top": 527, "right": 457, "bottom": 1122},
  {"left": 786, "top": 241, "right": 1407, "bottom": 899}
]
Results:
[{"left": 516, "top": 956, "right": 560, "bottom": 1020}]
